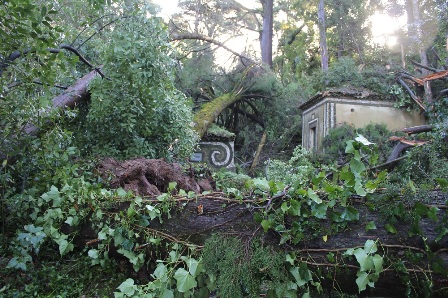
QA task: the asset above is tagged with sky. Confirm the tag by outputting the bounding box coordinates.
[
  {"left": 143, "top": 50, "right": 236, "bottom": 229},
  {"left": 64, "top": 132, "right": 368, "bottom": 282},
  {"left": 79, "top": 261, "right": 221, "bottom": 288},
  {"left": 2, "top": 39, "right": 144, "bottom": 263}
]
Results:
[
  {"left": 151, "top": 0, "right": 405, "bottom": 54},
  {"left": 152, "top": 0, "right": 259, "bottom": 18},
  {"left": 152, "top": 0, "right": 405, "bottom": 47}
]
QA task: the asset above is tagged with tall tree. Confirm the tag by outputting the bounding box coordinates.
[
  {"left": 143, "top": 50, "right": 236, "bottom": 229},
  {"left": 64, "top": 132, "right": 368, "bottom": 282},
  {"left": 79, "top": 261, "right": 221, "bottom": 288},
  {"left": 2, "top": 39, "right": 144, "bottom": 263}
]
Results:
[
  {"left": 408, "top": 0, "right": 433, "bottom": 103},
  {"left": 317, "top": 0, "right": 328, "bottom": 71},
  {"left": 260, "top": 0, "right": 274, "bottom": 67}
]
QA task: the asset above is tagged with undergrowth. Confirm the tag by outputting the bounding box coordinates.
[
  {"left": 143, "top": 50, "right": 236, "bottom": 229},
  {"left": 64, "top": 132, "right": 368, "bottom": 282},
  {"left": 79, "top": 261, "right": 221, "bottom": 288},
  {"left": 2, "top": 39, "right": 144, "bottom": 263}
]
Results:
[{"left": 0, "top": 253, "right": 126, "bottom": 297}]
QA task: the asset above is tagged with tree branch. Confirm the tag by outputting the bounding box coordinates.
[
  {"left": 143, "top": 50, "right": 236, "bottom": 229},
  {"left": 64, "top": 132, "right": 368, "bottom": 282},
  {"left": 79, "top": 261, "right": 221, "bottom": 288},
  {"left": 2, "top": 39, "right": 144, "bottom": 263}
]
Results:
[
  {"left": 170, "top": 32, "right": 257, "bottom": 65},
  {"left": 396, "top": 77, "right": 426, "bottom": 111},
  {"left": 0, "top": 44, "right": 106, "bottom": 78},
  {"left": 410, "top": 59, "right": 441, "bottom": 73}
]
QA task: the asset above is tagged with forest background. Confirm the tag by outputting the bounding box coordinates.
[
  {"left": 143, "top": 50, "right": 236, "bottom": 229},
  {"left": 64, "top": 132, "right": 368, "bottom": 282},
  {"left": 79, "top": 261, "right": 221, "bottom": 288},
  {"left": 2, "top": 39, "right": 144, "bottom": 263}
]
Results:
[{"left": 1, "top": 0, "right": 448, "bottom": 297}]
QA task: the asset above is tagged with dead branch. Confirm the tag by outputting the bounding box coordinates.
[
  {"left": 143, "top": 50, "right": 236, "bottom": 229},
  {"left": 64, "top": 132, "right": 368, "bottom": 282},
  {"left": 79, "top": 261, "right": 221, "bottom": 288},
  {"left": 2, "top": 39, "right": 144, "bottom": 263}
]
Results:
[
  {"left": 396, "top": 77, "right": 427, "bottom": 111},
  {"left": 410, "top": 59, "right": 442, "bottom": 73},
  {"left": 401, "top": 125, "right": 433, "bottom": 135}
]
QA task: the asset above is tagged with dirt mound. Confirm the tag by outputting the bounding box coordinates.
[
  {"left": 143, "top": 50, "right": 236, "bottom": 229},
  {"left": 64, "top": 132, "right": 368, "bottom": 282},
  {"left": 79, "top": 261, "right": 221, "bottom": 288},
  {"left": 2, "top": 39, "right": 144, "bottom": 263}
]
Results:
[{"left": 97, "top": 157, "right": 214, "bottom": 196}]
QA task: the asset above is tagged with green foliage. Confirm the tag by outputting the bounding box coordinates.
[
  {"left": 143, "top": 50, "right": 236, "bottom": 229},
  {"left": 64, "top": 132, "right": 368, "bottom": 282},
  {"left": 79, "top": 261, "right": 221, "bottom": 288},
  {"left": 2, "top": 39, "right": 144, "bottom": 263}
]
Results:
[
  {"left": 344, "top": 240, "right": 384, "bottom": 293},
  {"left": 114, "top": 243, "right": 207, "bottom": 298},
  {"left": 1, "top": 254, "right": 125, "bottom": 297},
  {"left": 266, "top": 145, "right": 315, "bottom": 185},
  {"left": 294, "top": 57, "right": 398, "bottom": 99},
  {"left": 259, "top": 137, "right": 386, "bottom": 245},
  {"left": 390, "top": 139, "right": 448, "bottom": 187},
  {"left": 322, "top": 122, "right": 397, "bottom": 164},
  {"left": 213, "top": 170, "right": 252, "bottom": 191},
  {"left": 201, "top": 234, "right": 317, "bottom": 297},
  {"left": 76, "top": 11, "right": 196, "bottom": 160}
]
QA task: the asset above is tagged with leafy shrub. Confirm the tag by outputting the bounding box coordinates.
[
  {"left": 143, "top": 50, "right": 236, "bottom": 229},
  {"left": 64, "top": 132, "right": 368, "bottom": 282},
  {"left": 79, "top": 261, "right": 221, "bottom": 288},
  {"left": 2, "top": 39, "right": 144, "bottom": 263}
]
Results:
[
  {"left": 213, "top": 170, "right": 252, "bottom": 191},
  {"left": 391, "top": 140, "right": 448, "bottom": 186},
  {"left": 321, "top": 122, "right": 397, "bottom": 164},
  {"left": 266, "top": 146, "right": 315, "bottom": 185},
  {"left": 76, "top": 13, "right": 197, "bottom": 160}
]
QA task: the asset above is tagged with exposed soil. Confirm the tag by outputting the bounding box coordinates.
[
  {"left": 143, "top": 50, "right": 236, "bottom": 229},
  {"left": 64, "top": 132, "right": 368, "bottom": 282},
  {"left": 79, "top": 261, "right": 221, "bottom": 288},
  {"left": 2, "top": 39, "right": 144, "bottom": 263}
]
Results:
[{"left": 97, "top": 157, "right": 214, "bottom": 197}]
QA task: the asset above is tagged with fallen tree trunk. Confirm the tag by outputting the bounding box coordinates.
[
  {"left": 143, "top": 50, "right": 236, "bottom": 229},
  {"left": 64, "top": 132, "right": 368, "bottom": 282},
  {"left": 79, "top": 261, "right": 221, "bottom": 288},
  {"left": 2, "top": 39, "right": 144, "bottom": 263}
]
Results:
[
  {"left": 24, "top": 68, "right": 101, "bottom": 135},
  {"left": 70, "top": 157, "right": 448, "bottom": 297},
  {"left": 192, "top": 92, "right": 243, "bottom": 138},
  {"left": 0, "top": 69, "right": 101, "bottom": 162}
]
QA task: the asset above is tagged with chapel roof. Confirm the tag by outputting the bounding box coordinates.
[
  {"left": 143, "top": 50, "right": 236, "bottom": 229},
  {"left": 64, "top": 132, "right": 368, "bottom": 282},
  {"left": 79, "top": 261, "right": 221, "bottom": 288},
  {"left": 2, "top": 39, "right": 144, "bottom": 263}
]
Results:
[{"left": 299, "top": 87, "right": 383, "bottom": 111}]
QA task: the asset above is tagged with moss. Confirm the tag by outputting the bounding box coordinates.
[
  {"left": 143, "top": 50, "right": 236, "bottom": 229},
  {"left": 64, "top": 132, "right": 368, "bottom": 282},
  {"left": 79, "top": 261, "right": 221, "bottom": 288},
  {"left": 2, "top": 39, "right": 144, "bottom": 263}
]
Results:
[
  {"left": 205, "top": 124, "right": 235, "bottom": 139},
  {"left": 193, "top": 92, "right": 241, "bottom": 138}
]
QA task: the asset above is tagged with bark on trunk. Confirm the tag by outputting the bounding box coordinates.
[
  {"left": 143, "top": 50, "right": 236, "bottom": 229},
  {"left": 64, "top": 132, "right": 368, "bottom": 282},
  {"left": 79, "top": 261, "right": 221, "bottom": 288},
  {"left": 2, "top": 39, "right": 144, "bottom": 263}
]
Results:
[
  {"left": 317, "top": 0, "right": 329, "bottom": 71},
  {"left": 410, "top": 0, "right": 433, "bottom": 103},
  {"left": 59, "top": 157, "right": 448, "bottom": 296},
  {"left": 260, "top": 0, "right": 273, "bottom": 68},
  {"left": 24, "top": 69, "right": 100, "bottom": 135},
  {"left": 75, "top": 180, "right": 448, "bottom": 296},
  {"left": 192, "top": 92, "right": 242, "bottom": 139}
]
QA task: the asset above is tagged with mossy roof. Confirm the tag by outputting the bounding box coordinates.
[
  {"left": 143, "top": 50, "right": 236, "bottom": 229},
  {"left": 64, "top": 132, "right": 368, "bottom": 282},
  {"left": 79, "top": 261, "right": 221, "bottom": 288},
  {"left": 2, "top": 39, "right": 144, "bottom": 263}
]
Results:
[
  {"left": 299, "top": 87, "right": 384, "bottom": 111},
  {"left": 203, "top": 124, "right": 235, "bottom": 141}
]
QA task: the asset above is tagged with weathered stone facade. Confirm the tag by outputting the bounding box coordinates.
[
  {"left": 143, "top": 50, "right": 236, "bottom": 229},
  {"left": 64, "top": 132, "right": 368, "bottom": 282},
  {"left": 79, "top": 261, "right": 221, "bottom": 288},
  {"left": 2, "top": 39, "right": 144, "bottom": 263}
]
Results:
[
  {"left": 299, "top": 88, "right": 426, "bottom": 152},
  {"left": 190, "top": 125, "right": 235, "bottom": 170}
]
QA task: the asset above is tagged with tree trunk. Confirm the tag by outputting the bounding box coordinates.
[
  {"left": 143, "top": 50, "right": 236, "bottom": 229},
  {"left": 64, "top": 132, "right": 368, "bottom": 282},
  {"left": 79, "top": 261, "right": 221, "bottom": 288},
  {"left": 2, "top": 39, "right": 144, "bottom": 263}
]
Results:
[
  {"left": 317, "top": 0, "right": 329, "bottom": 71},
  {"left": 23, "top": 69, "right": 100, "bottom": 135},
  {"left": 192, "top": 92, "right": 242, "bottom": 139},
  {"left": 75, "top": 160, "right": 448, "bottom": 297},
  {"left": 260, "top": 0, "right": 273, "bottom": 68},
  {"left": 410, "top": 0, "right": 433, "bottom": 103},
  {"left": 0, "top": 69, "right": 100, "bottom": 162},
  {"left": 250, "top": 130, "right": 267, "bottom": 171}
]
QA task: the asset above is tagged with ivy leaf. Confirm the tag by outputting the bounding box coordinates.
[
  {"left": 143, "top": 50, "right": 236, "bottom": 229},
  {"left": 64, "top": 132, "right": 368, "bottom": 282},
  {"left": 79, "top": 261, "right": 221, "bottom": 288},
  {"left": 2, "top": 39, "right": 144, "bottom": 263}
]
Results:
[
  {"left": 174, "top": 268, "right": 197, "bottom": 292},
  {"left": 185, "top": 257, "right": 202, "bottom": 278},
  {"left": 307, "top": 188, "right": 322, "bottom": 204},
  {"left": 311, "top": 203, "right": 327, "bottom": 219},
  {"left": 168, "top": 182, "right": 177, "bottom": 192},
  {"left": 365, "top": 221, "right": 377, "bottom": 231},
  {"left": 350, "top": 158, "right": 365, "bottom": 174},
  {"left": 344, "top": 248, "right": 354, "bottom": 256},
  {"left": 160, "top": 289, "right": 174, "bottom": 298},
  {"left": 345, "top": 140, "right": 356, "bottom": 154},
  {"left": 281, "top": 202, "right": 289, "bottom": 213},
  {"left": 427, "top": 206, "right": 438, "bottom": 221},
  {"left": 289, "top": 199, "right": 301, "bottom": 216},
  {"left": 253, "top": 212, "right": 263, "bottom": 223},
  {"left": 253, "top": 178, "right": 270, "bottom": 192},
  {"left": 353, "top": 248, "right": 373, "bottom": 272},
  {"left": 286, "top": 253, "right": 295, "bottom": 265},
  {"left": 116, "top": 188, "right": 127, "bottom": 197},
  {"left": 372, "top": 254, "right": 383, "bottom": 275},
  {"left": 354, "top": 181, "right": 367, "bottom": 196},
  {"left": 364, "top": 239, "right": 377, "bottom": 254},
  {"left": 88, "top": 249, "right": 99, "bottom": 259},
  {"left": 356, "top": 271, "right": 369, "bottom": 292},
  {"left": 289, "top": 263, "right": 312, "bottom": 287},
  {"left": 385, "top": 223, "right": 397, "bottom": 234},
  {"left": 55, "top": 238, "right": 74, "bottom": 256},
  {"left": 117, "top": 278, "right": 136, "bottom": 296},
  {"left": 414, "top": 201, "right": 428, "bottom": 216},
  {"left": 261, "top": 219, "right": 272, "bottom": 232},
  {"left": 341, "top": 206, "right": 359, "bottom": 221},
  {"left": 435, "top": 178, "right": 448, "bottom": 190},
  {"left": 153, "top": 263, "right": 168, "bottom": 282}
]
